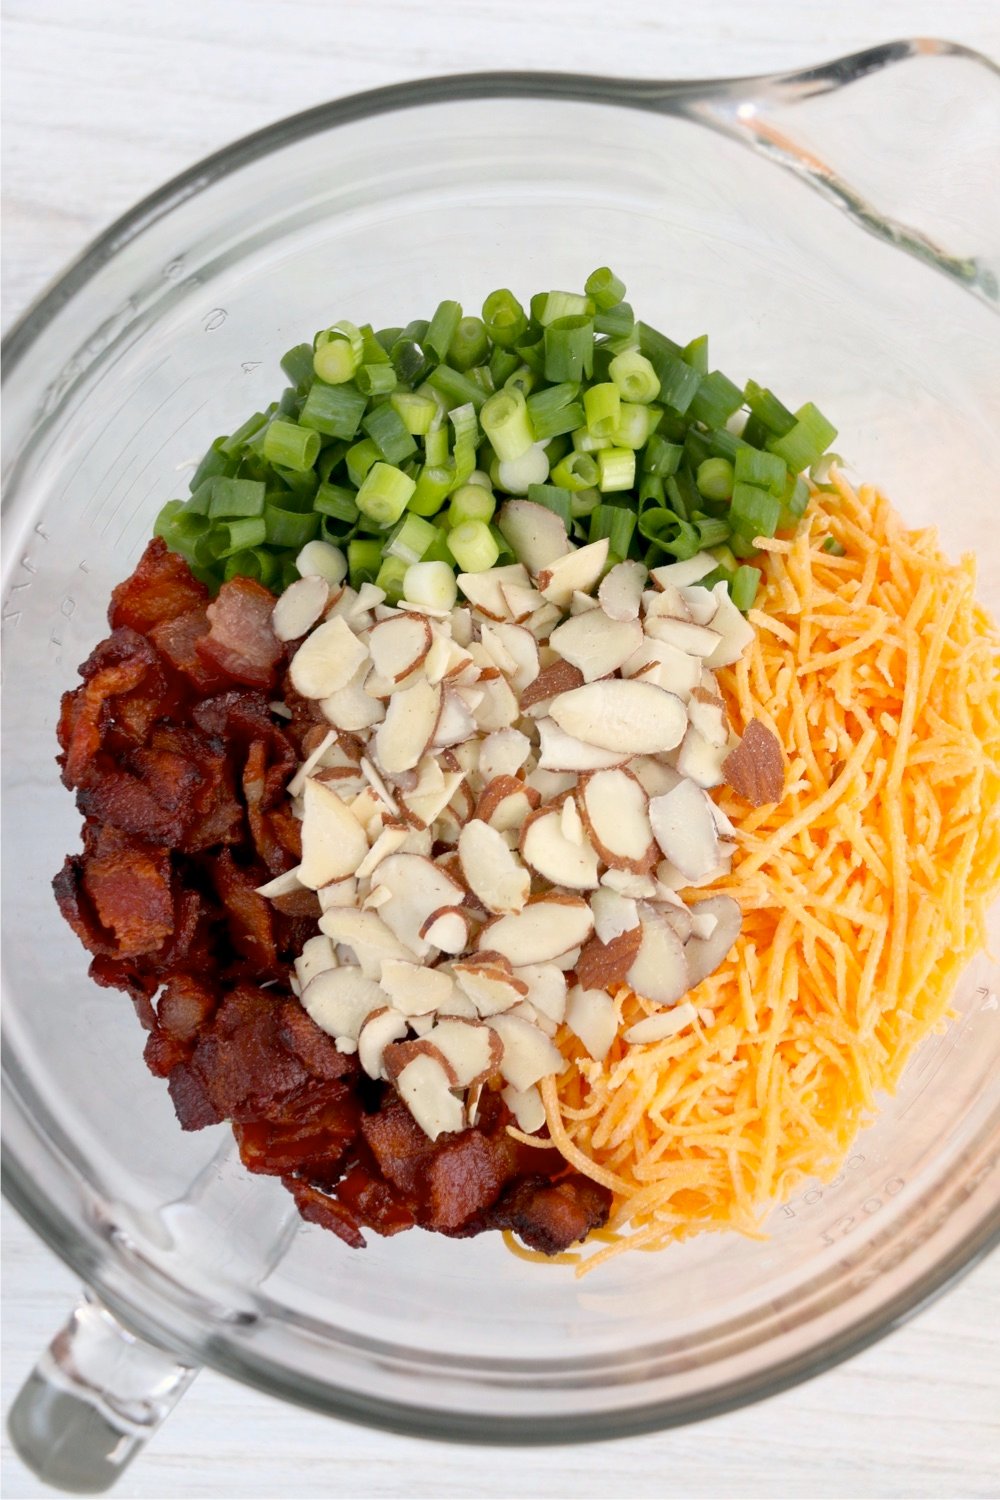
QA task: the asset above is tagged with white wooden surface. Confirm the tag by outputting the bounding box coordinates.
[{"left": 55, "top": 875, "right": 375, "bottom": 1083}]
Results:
[{"left": 3, "top": 4, "right": 1000, "bottom": 1497}]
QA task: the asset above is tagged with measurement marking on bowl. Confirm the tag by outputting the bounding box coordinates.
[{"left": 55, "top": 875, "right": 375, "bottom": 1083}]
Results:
[{"left": 203, "top": 307, "right": 227, "bottom": 332}]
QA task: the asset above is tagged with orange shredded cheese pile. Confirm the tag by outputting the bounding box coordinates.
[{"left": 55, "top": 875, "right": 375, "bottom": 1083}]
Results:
[{"left": 544, "top": 473, "right": 1000, "bottom": 1272}]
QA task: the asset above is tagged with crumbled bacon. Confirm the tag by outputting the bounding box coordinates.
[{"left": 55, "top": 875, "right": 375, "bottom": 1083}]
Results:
[{"left": 54, "top": 539, "right": 612, "bottom": 1254}]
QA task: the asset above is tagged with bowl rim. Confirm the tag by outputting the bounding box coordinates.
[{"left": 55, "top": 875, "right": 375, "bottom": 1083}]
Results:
[{"left": 3, "top": 47, "right": 999, "bottom": 1443}]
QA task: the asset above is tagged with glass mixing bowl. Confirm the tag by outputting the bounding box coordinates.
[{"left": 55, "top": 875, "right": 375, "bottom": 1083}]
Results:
[{"left": 3, "top": 39, "right": 999, "bottom": 1495}]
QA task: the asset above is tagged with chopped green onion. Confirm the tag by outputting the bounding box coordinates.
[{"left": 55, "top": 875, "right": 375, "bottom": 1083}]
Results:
[
  {"left": 768, "top": 403, "right": 838, "bottom": 472},
  {"left": 643, "top": 435, "right": 684, "bottom": 477},
  {"left": 682, "top": 334, "right": 709, "bottom": 375},
  {"left": 780, "top": 472, "right": 811, "bottom": 524},
  {"left": 280, "top": 343, "right": 315, "bottom": 391},
  {"left": 206, "top": 477, "right": 266, "bottom": 519},
  {"left": 730, "top": 481, "right": 782, "bottom": 540},
  {"left": 696, "top": 457, "right": 735, "bottom": 501},
  {"left": 526, "top": 483, "right": 573, "bottom": 530},
  {"left": 298, "top": 380, "right": 366, "bottom": 439},
  {"left": 489, "top": 344, "right": 521, "bottom": 387},
  {"left": 261, "top": 421, "right": 320, "bottom": 473},
  {"left": 609, "top": 349, "right": 660, "bottom": 404},
  {"left": 219, "top": 411, "right": 268, "bottom": 456},
  {"left": 408, "top": 463, "right": 453, "bottom": 517},
  {"left": 589, "top": 503, "right": 635, "bottom": 556},
  {"left": 482, "top": 288, "right": 529, "bottom": 348},
  {"left": 216, "top": 516, "right": 267, "bottom": 555},
  {"left": 448, "top": 402, "right": 479, "bottom": 490},
  {"left": 645, "top": 344, "right": 701, "bottom": 415},
  {"left": 612, "top": 403, "right": 657, "bottom": 449},
  {"left": 264, "top": 505, "right": 319, "bottom": 549},
  {"left": 481, "top": 387, "right": 534, "bottom": 462},
  {"left": 390, "top": 390, "right": 437, "bottom": 436},
  {"left": 375, "top": 554, "right": 408, "bottom": 603},
  {"left": 544, "top": 315, "right": 594, "bottom": 383},
  {"left": 314, "top": 482, "right": 359, "bottom": 527},
  {"left": 638, "top": 508, "right": 700, "bottom": 560},
  {"left": 572, "top": 425, "right": 612, "bottom": 454},
  {"left": 570, "top": 487, "right": 601, "bottom": 519},
  {"left": 584, "top": 382, "right": 621, "bottom": 440},
  {"left": 822, "top": 535, "right": 846, "bottom": 555},
  {"left": 597, "top": 447, "right": 635, "bottom": 493},
  {"left": 448, "top": 519, "right": 499, "bottom": 572},
  {"left": 313, "top": 321, "right": 363, "bottom": 384},
  {"left": 356, "top": 363, "right": 398, "bottom": 397},
  {"left": 297, "top": 539, "right": 348, "bottom": 585},
  {"left": 426, "top": 363, "right": 487, "bottom": 411},
  {"left": 404, "top": 559, "right": 458, "bottom": 610},
  {"left": 356, "top": 462, "right": 416, "bottom": 528},
  {"left": 694, "top": 515, "right": 732, "bottom": 548},
  {"left": 222, "top": 548, "right": 278, "bottom": 585},
  {"left": 497, "top": 442, "right": 549, "bottom": 494},
  {"left": 345, "top": 437, "right": 381, "bottom": 489},
  {"left": 188, "top": 441, "right": 231, "bottom": 493},
  {"left": 448, "top": 483, "right": 495, "bottom": 527},
  {"left": 593, "top": 302, "right": 635, "bottom": 339},
  {"left": 528, "top": 400, "right": 584, "bottom": 441},
  {"left": 384, "top": 512, "right": 438, "bottom": 565},
  {"left": 731, "top": 565, "right": 761, "bottom": 612},
  {"left": 362, "top": 402, "right": 418, "bottom": 465},
  {"left": 390, "top": 336, "right": 430, "bottom": 385},
  {"left": 689, "top": 370, "right": 744, "bottom": 428},
  {"left": 536, "top": 290, "right": 593, "bottom": 325},
  {"left": 734, "top": 445, "right": 787, "bottom": 495},
  {"left": 744, "top": 379, "right": 796, "bottom": 436},
  {"left": 425, "top": 300, "right": 463, "bottom": 362},
  {"left": 551, "top": 450, "right": 599, "bottom": 492},
  {"left": 447, "top": 316, "right": 489, "bottom": 372},
  {"left": 348, "top": 537, "right": 383, "bottom": 588},
  {"left": 585, "top": 267, "right": 626, "bottom": 311}
]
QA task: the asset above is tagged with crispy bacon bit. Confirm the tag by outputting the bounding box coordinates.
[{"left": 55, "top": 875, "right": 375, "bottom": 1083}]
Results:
[
  {"left": 197, "top": 576, "right": 282, "bottom": 689},
  {"left": 282, "top": 1177, "right": 367, "bottom": 1250},
  {"left": 109, "top": 538, "right": 210, "bottom": 633},
  {"left": 425, "top": 1126, "right": 518, "bottom": 1230},
  {"left": 490, "top": 1173, "right": 612, "bottom": 1254},
  {"left": 723, "top": 718, "right": 785, "bottom": 806}
]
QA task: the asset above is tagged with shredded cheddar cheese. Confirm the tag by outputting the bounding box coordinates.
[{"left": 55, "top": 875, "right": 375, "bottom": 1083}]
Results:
[{"left": 546, "top": 474, "right": 1000, "bottom": 1271}]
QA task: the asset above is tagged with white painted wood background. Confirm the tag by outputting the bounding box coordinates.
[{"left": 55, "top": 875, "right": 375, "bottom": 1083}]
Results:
[{"left": 3, "top": 3, "right": 999, "bottom": 1496}]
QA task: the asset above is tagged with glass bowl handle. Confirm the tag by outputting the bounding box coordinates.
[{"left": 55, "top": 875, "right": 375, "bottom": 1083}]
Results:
[
  {"left": 685, "top": 39, "right": 1000, "bottom": 307},
  {"left": 7, "top": 1292, "right": 198, "bottom": 1493}
]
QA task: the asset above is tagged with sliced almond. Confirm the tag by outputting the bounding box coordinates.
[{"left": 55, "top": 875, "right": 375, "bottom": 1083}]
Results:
[
  {"left": 355, "top": 825, "right": 409, "bottom": 880},
  {"left": 437, "top": 985, "right": 479, "bottom": 1020},
  {"left": 486, "top": 1012, "right": 565, "bottom": 1091},
  {"left": 678, "top": 585, "right": 720, "bottom": 627},
  {"left": 318, "top": 876, "right": 358, "bottom": 912},
  {"left": 393, "top": 1051, "right": 465, "bottom": 1141},
  {"left": 319, "top": 906, "right": 418, "bottom": 977},
  {"left": 471, "top": 672, "right": 520, "bottom": 732},
  {"left": 704, "top": 583, "right": 756, "bottom": 669},
  {"left": 560, "top": 794, "right": 585, "bottom": 846},
  {"left": 625, "top": 915, "right": 690, "bottom": 1006},
  {"left": 458, "top": 818, "right": 531, "bottom": 915},
  {"left": 358, "top": 1007, "right": 410, "bottom": 1080},
  {"left": 598, "top": 559, "right": 647, "bottom": 621},
  {"left": 575, "top": 925, "right": 643, "bottom": 991},
  {"left": 420, "top": 906, "right": 471, "bottom": 953},
  {"left": 629, "top": 757, "right": 683, "bottom": 800},
  {"left": 402, "top": 765, "right": 466, "bottom": 830},
  {"left": 589, "top": 887, "right": 640, "bottom": 945},
  {"left": 687, "top": 687, "right": 730, "bottom": 748},
  {"left": 452, "top": 954, "right": 528, "bottom": 1016},
  {"left": 481, "top": 621, "right": 539, "bottom": 695},
  {"left": 525, "top": 767, "right": 578, "bottom": 803},
  {"left": 299, "top": 778, "right": 369, "bottom": 888},
  {"left": 684, "top": 894, "right": 743, "bottom": 987},
  {"left": 622, "top": 639, "right": 701, "bottom": 701},
  {"left": 649, "top": 553, "right": 716, "bottom": 590},
  {"left": 519, "top": 805, "right": 601, "bottom": 890},
  {"left": 479, "top": 728, "right": 532, "bottom": 782},
  {"left": 272, "top": 576, "right": 330, "bottom": 643},
  {"left": 723, "top": 719, "right": 785, "bottom": 806},
  {"left": 457, "top": 563, "right": 532, "bottom": 621},
  {"left": 289, "top": 616, "right": 369, "bottom": 700},
  {"left": 648, "top": 779, "right": 721, "bottom": 881},
  {"left": 431, "top": 688, "right": 477, "bottom": 750},
  {"left": 301, "top": 967, "right": 388, "bottom": 1042},
  {"left": 569, "top": 589, "right": 601, "bottom": 615},
  {"left": 501, "top": 1083, "right": 546, "bottom": 1135},
  {"left": 624, "top": 1000, "right": 698, "bottom": 1045},
  {"left": 537, "top": 718, "right": 627, "bottom": 772},
  {"left": 294, "top": 933, "right": 338, "bottom": 990},
  {"left": 600, "top": 867, "right": 658, "bottom": 899},
  {"left": 319, "top": 662, "right": 386, "bottom": 732},
  {"left": 383, "top": 1037, "right": 459, "bottom": 1087},
  {"left": 548, "top": 611, "right": 643, "bottom": 683},
  {"left": 287, "top": 729, "right": 338, "bottom": 799},
  {"left": 644, "top": 615, "right": 722, "bottom": 658},
  {"left": 375, "top": 852, "right": 466, "bottom": 956},
  {"left": 565, "top": 984, "right": 618, "bottom": 1062},
  {"left": 425, "top": 1017, "right": 503, "bottom": 1088},
  {"left": 523, "top": 601, "right": 563, "bottom": 641},
  {"left": 497, "top": 499, "right": 571, "bottom": 574},
  {"left": 367, "top": 612, "right": 432, "bottom": 683},
  {"left": 479, "top": 895, "right": 594, "bottom": 967},
  {"left": 255, "top": 867, "right": 307, "bottom": 904},
  {"left": 676, "top": 724, "right": 730, "bottom": 789},
  {"left": 374, "top": 678, "right": 441, "bottom": 775},
  {"left": 538, "top": 539, "right": 609, "bottom": 607},
  {"left": 520, "top": 659, "right": 585, "bottom": 712},
  {"left": 424, "top": 631, "right": 471, "bottom": 686},
  {"left": 643, "top": 584, "right": 692, "bottom": 621},
  {"left": 513, "top": 964, "right": 567, "bottom": 1025},
  {"left": 378, "top": 957, "right": 454, "bottom": 1015},
  {"left": 549, "top": 679, "right": 688, "bottom": 756},
  {"left": 578, "top": 768, "right": 656, "bottom": 873},
  {"left": 474, "top": 775, "right": 541, "bottom": 830},
  {"left": 500, "top": 581, "right": 546, "bottom": 622}
]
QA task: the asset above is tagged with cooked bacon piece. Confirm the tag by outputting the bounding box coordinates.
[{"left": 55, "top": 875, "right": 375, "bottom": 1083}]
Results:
[
  {"left": 283, "top": 1177, "right": 366, "bottom": 1250},
  {"left": 425, "top": 1127, "right": 518, "bottom": 1231},
  {"left": 212, "top": 851, "right": 278, "bottom": 972},
  {"left": 157, "top": 974, "right": 218, "bottom": 1042},
  {"left": 149, "top": 606, "right": 231, "bottom": 695},
  {"left": 182, "top": 985, "right": 312, "bottom": 1123},
  {"left": 490, "top": 1173, "right": 612, "bottom": 1255},
  {"left": 361, "top": 1091, "right": 438, "bottom": 1201},
  {"left": 79, "top": 826, "right": 175, "bottom": 957},
  {"left": 58, "top": 629, "right": 165, "bottom": 789},
  {"left": 243, "top": 739, "right": 297, "bottom": 876},
  {"left": 88, "top": 954, "right": 159, "bottom": 1022},
  {"left": 197, "top": 576, "right": 282, "bottom": 690},
  {"left": 234, "top": 1082, "right": 361, "bottom": 1178},
  {"left": 109, "top": 537, "right": 209, "bottom": 633},
  {"left": 277, "top": 1000, "right": 357, "bottom": 1083},
  {"left": 167, "top": 1062, "right": 225, "bottom": 1131},
  {"left": 337, "top": 1160, "right": 416, "bottom": 1237}
]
